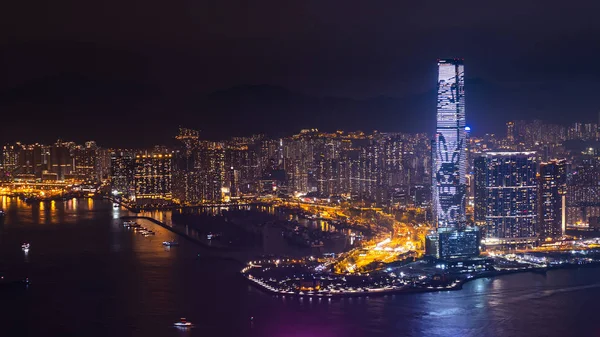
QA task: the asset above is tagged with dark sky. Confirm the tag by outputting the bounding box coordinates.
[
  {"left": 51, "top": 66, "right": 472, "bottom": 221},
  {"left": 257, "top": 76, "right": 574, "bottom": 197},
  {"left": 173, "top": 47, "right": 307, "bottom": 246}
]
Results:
[{"left": 2, "top": 1, "right": 600, "bottom": 147}]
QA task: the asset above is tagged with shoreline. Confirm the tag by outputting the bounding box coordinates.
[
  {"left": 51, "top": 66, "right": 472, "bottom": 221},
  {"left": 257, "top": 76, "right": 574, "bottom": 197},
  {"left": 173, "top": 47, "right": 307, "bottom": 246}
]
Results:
[
  {"left": 240, "top": 262, "right": 600, "bottom": 298},
  {"left": 107, "top": 196, "right": 269, "bottom": 212},
  {"left": 117, "top": 202, "right": 600, "bottom": 299}
]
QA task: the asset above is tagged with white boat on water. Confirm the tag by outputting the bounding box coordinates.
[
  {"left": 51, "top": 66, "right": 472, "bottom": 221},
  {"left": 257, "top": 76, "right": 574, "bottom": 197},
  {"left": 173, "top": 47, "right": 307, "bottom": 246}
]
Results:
[
  {"left": 173, "top": 318, "right": 192, "bottom": 328},
  {"left": 22, "top": 243, "right": 30, "bottom": 251},
  {"left": 163, "top": 241, "right": 179, "bottom": 247},
  {"left": 123, "top": 221, "right": 136, "bottom": 227}
]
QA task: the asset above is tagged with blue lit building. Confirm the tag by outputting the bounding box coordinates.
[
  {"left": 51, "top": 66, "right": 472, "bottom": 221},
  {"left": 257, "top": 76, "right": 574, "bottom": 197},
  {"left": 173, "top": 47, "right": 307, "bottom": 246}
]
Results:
[
  {"left": 426, "top": 227, "right": 480, "bottom": 259},
  {"left": 438, "top": 228, "right": 480, "bottom": 258}
]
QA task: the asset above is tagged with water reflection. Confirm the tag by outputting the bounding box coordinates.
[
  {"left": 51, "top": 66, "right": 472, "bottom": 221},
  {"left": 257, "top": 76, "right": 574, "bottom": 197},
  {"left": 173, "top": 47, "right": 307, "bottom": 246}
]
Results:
[
  {"left": 1, "top": 196, "right": 600, "bottom": 337},
  {"left": 112, "top": 204, "right": 122, "bottom": 220},
  {"left": 137, "top": 205, "right": 359, "bottom": 257},
  {"left": 0, "top": 196, "right": 106, "bottom": 226}
]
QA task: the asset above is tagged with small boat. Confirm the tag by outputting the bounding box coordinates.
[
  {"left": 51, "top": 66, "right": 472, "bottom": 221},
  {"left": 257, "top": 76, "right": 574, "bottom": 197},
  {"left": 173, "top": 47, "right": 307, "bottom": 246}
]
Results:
[
  {"left": 173, "top": 317, "right": 192, "bottom": 328},
  {"left": 206, "top": 232, "right": 221, "bottom": 240},
  {"left": 0, "top": 275, "right": 29, "bottom": 289},
  {"left": 22, "top": 243, "right": 30, "bottom": 251},
  {"left": 123, "top": 221, "right": 136, "bottom": 227},
  {"left": 163, "top": 241, "right": 179, "bottom": 247}
]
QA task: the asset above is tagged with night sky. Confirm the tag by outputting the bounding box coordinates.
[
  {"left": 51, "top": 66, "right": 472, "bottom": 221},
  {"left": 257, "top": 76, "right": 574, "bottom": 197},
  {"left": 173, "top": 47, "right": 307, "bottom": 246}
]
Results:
[{"left": 2, "top": 1, "right": 600, "bottom": 147}]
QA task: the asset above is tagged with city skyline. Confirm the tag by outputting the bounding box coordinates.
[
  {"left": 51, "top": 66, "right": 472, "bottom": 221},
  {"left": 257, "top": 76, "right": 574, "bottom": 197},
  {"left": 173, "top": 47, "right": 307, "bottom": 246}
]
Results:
[
  {"left": 4, "top": 2, "right": 600, "bottom": 335},
  {"left": 1, "top": 60, "right": 600, "bottom": 263}
]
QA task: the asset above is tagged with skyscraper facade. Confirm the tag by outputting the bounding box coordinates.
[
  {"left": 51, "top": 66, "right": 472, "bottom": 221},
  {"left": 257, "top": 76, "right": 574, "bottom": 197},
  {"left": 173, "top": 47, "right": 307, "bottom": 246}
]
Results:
[
  {"left": 474, "top": 152, "right": 538, "bottom": 247},
  {"left": 506, "top": 121, "right": 515, "bottom": 143},
  {"left": 72, "top": 143, "right": 97, "bottom": 181},
  {"left": 432, "top": 59, "right": 467, "bottom": 231},
  {"left": 133, "top": 151, "right": 173, "bottom": 204},
  {"left": 538, "top": 159, "right": 567, "bottom": 239},
  {"left": 110, "top": 150, "right": 135, "bottom": 196},
  {"left": 426, "top": 59, "right": 479, "bottom": 259},
  {"left": 566, "top": 158, "right": 600, "bottom": 226},
  {"left": 172, "top": 128, "right": 202, "bottom": 205},
  {"left": 50, "top": 141, "right": 72, "bottom": 180}
]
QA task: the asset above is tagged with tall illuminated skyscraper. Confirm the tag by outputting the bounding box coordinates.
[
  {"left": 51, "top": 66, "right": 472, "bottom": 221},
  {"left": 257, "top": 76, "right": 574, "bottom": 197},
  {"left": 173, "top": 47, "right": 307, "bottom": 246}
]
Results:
[{"left": 432, "top": 59, "right": 467, "bottom": 231}]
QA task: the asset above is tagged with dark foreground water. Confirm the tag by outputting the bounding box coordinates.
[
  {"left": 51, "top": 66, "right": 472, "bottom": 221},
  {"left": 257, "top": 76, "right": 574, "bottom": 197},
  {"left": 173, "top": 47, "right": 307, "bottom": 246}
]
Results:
[{"left": 1, "top": 197, "right": 599, "bottom": 337}]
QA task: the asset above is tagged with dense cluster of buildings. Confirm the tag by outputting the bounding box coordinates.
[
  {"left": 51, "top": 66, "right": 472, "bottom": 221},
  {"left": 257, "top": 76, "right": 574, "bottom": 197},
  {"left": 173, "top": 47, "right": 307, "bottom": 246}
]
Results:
[
  {"left": 167, "top": 127, "right": 432, "bottom": 206},
  {"left": 106, "top": 127, "right": 432, "bottom": 206},
  {"left": 1, "top": 140, "right": 110, "bottom": 182},
  {"left": 1, "top": 59, "right": 599, "bottom": 256},
  {"left": 0, "top": 129, "right": 431, "bottom": 207}
]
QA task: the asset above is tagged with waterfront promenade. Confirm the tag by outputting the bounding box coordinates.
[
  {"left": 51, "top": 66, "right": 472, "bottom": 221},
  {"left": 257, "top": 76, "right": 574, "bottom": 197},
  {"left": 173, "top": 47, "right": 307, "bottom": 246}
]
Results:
[{"left": 240, "top": 254, "right": 600, "bottom": 298}]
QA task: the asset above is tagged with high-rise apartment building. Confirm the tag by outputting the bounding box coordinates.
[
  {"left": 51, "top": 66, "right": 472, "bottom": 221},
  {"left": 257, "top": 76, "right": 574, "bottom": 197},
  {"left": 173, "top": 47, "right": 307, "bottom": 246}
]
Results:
[
  {"left": 15, "top": 143, "right": 47, "bottom": 179},
  {"left": 50, "top": 141, "right": 72, "bottom": 180},
  {"left": 506, "top": 122, "right": 515, "bottom": 143},
  {"left": 95, "top": 148, "right": 112, "bottom": 182},
  {"left": 2, "top": 143, "right": 21, "bottom": 178},
  {"left": 566, "top": 158, "right": 600, "bottom": 226},
  {"left": 110, "top": 151, "right": 135, "bottom": 196},
  {"left": 172, "top": 128, "right": 201, "bottom": 205},
  {"left": 197, "top": 146, "right": 226, "bottom": 203},
  {"left": 72, "top": 143, "right": 97, "bottom": 181},
  {"left": 172, "top": 150, "right": 201, "bottom": 205},
  {"left": 474, "top": 152, "right": 538, "bottom": 248},
  {"left": 133, "top": 151, "right": 173, "bottom": 204},
  {"left": 538, "top": 159, "right": 567, "bottom": 239}
]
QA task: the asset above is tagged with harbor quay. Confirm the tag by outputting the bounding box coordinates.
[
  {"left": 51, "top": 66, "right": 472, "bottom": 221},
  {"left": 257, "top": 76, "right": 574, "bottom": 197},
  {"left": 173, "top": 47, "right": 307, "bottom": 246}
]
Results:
[{"left": 241, "top": 249, "right": 600, "bottom": 298}]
